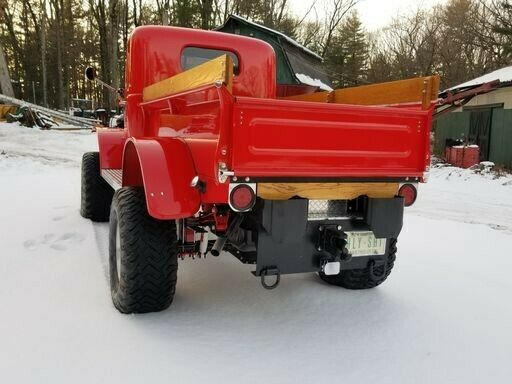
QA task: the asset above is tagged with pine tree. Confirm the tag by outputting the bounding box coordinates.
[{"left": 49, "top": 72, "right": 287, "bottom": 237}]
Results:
[{"left": 324, "top": 11, "right": 368, "bottom": 88}]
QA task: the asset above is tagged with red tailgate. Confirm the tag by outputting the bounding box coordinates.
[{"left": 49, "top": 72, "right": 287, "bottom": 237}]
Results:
[{"left": 230, "top": 97, "right": 432, "bottom": 178}]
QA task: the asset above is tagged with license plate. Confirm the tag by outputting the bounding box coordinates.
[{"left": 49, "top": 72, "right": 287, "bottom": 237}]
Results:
[{"left": 345, "top": 231, "right": 387, "bottom": 257}]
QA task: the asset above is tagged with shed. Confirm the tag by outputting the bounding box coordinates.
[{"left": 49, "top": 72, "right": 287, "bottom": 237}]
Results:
[
  {"left": 216, "top": 14, "right": 332, "bottom": 95},
  {"left": 435, "top": 66, "right": 512, "bottom": 168}
]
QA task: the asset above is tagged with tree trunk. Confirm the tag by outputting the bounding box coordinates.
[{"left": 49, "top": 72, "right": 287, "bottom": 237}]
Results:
[
  {"left": 50, "top": 0, "right": 65, "bottom": 109},
  {"left": 41, "top": 0, "right": 48, "bottom": 106},
  {"left": 0, "top": 43, "right": 14, "bottom": 97},
  {"left": 108, "top": 0, "right": 119, "bottom": 109}
]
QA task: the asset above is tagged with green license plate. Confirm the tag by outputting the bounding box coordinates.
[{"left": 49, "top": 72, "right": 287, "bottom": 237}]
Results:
[{"left": 346, "top": 231, "right": 387, "bottom": 257}]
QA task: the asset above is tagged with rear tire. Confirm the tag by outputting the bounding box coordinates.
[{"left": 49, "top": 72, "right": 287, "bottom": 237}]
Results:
[
  {"left": 109, "top": 187, "right": 178, "bottom": 314},
  {"left": 319, "top": 238, "right": 397, "bottom": 289},
  {"left": 80, "top": 152, "right": 113, "bottom": 222}
]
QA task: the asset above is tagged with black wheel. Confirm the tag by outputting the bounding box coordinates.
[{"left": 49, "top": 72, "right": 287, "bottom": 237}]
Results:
[
  {"left": 109, "top": 187, "right": 178, "bottom": 314},
  {"left": 80, "top": 152, "right": 114, "bottom": 222},
  {"left": 319, "top": 238, "right": 397, "bottom": 289}
]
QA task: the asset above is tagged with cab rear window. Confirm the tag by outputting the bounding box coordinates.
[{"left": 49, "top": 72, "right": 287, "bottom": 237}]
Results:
[{"left": 181, "top": 47, "right": 239, "bottom": 75}]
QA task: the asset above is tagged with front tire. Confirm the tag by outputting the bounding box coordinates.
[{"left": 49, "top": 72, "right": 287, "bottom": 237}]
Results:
[
  {"left": 109, "top": 187, "right": 178, "bottom": 314},
  {"left": 80, "top": 152, "right": 113, "bottom": 222},
  {"left": 319, "top": 238, "right": 397, "bottom": 289}
]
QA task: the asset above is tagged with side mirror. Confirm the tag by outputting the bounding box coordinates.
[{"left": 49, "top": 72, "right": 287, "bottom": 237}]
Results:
[
  {"left": 84, "top": 66, "right": 120, "bottom": 96},
  {"left": 85, "top": 67, "right": 97, "bottom": 82}
]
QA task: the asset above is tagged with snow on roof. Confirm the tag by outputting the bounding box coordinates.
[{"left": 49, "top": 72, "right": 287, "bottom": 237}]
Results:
[
  {"left": 223, "top": 14, "right": 324, "bottom": 61},
  {"left": 448, "top": 66, "right": 512, "bottom": 91},
  {"left": 295, "top": 73, "right": 333, "bottom": 91}
]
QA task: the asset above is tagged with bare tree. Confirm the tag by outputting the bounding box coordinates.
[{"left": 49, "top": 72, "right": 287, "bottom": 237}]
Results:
[
  {"left": 369, "top": 7, "right": 441, "bottom": 82},
  {"left": 321, "top": 0, "right": 360, "bottom": 57}
]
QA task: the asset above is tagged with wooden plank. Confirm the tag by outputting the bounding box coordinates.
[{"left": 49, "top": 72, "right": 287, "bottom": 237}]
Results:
[
  {"left": 426, "top": 75, "right": 441, "bottom": 109},
  {"left": 280, "top": 91, "right": 332, "bottom": 102},
  {"left": 257, "top": 182, "right": 399, "bottom": 200},
  {"left": 142, "top": 54, "right": 233, "bottom": 102},
  {"left": 281, "top": 75, "right": 440, "bottom": 110},
  {"left": 333, "top": 76, "right": 440, "bottom": 109},
  {"left": 0, "top": 104, "right": 17, "bottom": 118}
]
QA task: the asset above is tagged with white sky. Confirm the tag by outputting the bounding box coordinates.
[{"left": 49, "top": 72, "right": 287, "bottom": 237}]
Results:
[{"left": 292, "top": 0, "right": 446, "bottom": 31}]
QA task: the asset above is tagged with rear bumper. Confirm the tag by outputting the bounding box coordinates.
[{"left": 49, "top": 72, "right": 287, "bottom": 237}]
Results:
[{"left": 253, "top": 197, "right": 403, "bottom": 276}]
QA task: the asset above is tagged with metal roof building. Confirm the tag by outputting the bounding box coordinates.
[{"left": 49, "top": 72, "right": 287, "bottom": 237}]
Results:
[
  {"left": 216, "top": 14, "right": 332, "bottom": 94},
  {"left": 435, "top": 66, "right": 512, "bottom": 168}
]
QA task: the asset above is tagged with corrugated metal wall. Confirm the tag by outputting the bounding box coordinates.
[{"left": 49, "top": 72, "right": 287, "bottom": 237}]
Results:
[
  {"left": 434, "top": 112, "right": 470, "bottom": 156},
  {"left": 489, "top": 109, "right": 512, "bottom": 168},
  {"left": 434, "top": 110, "right": 512, "bottom": 168}
]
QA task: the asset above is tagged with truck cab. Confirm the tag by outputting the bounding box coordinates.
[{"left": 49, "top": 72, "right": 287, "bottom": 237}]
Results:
[{"left": 81, "top": 25, "right": 438, "bottom": 313}]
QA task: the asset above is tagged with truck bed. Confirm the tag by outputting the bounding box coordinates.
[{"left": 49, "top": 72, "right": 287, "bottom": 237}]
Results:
[{"left": 230, "top": 97, "right": 432, "bottom": 179}]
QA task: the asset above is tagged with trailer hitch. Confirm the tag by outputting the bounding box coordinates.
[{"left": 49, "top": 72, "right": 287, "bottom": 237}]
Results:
[
  {"left": 260, "top": 267, "right": 280, "bottom": 290},
  {"left": 316, "top": 226, "right": 351, "bottom": 262}
]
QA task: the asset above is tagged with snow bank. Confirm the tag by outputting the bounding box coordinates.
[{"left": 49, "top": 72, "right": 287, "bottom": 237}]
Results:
[
  {"left": 409, "top": 162, "right": 512, "bottom": 233},
  {"left": 0, "top": 121, "right": 96, "bottom": 167}
]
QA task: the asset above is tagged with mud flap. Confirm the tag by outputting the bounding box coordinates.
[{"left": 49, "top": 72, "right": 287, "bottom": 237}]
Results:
[
  {"left": 254, "top": 199, "right": 312, "bottom": 276},
  {"left": 365, "top": 197, "right": 404, "bottom": 238}
]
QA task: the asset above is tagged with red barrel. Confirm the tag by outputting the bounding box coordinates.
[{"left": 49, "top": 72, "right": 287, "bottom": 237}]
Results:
[
  {"left": 444, "top": 147, "right": 451, "bottom": 162},
  {"left": 462, "top": 146, "right": 479, "bottom": 168},
  {"left": 451, "top": 146, "right": 464, "bottom": 167}
]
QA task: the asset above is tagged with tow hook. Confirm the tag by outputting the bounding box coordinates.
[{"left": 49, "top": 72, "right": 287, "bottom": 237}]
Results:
[
  {"left": 260, "top": 266, "right": 280, "bottom": 290},
  {"left": 369, "top": 259, "right": 387, "bottom": 281}
]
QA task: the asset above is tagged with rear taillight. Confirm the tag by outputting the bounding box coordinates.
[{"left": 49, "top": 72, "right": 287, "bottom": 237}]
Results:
[
  {"left": 398, "top": 183, "right": 417, "bottom": 207},
  {"left": 229, "top": 184, "right": 256, "bottom": 212}
]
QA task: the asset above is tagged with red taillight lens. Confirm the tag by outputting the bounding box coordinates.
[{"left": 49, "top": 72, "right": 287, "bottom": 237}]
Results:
[
  {"left": 229, "top": 184, "right": 256, "bottom": 211},
  {"left": 398, "top": 184, "right": 417, "bottom": 207}
]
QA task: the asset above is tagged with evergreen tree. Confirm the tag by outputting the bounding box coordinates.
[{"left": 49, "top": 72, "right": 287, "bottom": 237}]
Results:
[{"left": 324, "top": 11, "right": 368, "bottom": 88}]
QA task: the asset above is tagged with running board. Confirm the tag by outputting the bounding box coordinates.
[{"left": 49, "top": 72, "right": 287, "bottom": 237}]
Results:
[{"left": 101, "top": 169, "right": 123, "bottom": 190}]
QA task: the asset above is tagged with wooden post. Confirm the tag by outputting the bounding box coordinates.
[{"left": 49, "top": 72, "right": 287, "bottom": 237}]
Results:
[
  {"left": 142, "top": 55, "right": 234, "bottom": 102},
  {"left": 0, "top": 43, "right": 14, "bottom": 97}
]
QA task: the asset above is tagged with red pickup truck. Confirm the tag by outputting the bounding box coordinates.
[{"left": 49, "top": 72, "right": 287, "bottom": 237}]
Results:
[{"left": 80, "top": 25, "right": 439, "bottom": 314}]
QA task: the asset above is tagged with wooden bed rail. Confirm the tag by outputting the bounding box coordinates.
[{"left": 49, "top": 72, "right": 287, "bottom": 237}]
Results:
[
  {"left": 142, "top": 54, "right": 234, "bottom": 102},
  {"left": 282, "top": 75, "right": 440, "bottom": 110}
]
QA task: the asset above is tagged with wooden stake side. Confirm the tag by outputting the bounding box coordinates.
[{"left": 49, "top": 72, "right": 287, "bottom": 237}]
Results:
[
  {"left": 281, "top": 75, "right": 440, "bottom": 110},
  {"left": 142, "top": 54, "right": 233, "bottom": 102},
  {"left": 280, "top": 90, "right": 332, "bottom": 103},
  {"left": 333, "top": 76, "right": 440, "bottom": 109}
]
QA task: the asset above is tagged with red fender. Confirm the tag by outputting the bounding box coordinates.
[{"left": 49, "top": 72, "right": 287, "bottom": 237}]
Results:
[
  {"left": 97, "top": 128, "right": 126, "bottom": 169},
  {"left": 122, "top": 137, "right": 200, "bottom": 219}
]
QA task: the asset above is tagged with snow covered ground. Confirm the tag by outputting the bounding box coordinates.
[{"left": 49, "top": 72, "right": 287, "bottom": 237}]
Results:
[{"left": 1, "top": 122, "right": 512, "bottom": 383}]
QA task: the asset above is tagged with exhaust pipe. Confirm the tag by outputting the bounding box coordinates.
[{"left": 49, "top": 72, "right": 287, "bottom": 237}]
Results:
[{"left": 210, "top": 236, "right": 227, "bottom": 257}]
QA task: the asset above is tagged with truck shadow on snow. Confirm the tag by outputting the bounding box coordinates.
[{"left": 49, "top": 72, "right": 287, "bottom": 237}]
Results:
[{"left": 93, "top": 222, "right": 407, "bottom": 334}]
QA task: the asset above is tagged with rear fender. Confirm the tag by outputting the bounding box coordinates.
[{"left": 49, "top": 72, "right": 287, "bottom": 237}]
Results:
[{"left": 122, "top": 138, "right": 200, "bottom": 219}]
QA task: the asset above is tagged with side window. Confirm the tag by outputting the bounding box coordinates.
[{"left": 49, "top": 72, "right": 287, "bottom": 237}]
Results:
[{"left": 181, "top": 47, "right": 239, "bottom": 75}]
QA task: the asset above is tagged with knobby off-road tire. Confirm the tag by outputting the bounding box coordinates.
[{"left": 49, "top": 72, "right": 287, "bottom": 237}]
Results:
[
  {"left": 319, "top": 238, "right": 397, "bottom": 289},
  {"left": 80, "top": 152, "right": 114, "bottom": 222},
  {"left": 109, "top": 187, "right": 178, "bottom": 314}
]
